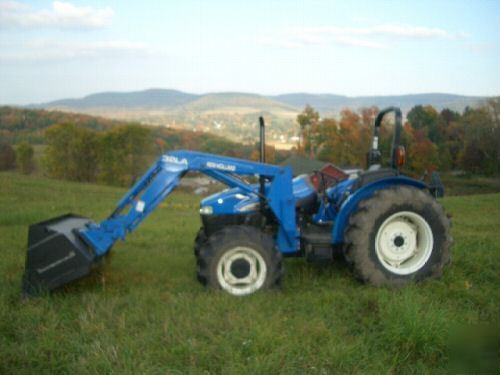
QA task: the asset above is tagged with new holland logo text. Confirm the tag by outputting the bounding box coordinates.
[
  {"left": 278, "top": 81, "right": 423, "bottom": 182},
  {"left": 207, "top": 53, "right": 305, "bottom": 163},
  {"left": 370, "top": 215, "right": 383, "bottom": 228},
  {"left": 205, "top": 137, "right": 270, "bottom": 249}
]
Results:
[
  {"left": 162, "top": 155, "right": 188, "bottom": 165},
  {"left": 206, "top": 161, "right": 236, "bottom": 172}
]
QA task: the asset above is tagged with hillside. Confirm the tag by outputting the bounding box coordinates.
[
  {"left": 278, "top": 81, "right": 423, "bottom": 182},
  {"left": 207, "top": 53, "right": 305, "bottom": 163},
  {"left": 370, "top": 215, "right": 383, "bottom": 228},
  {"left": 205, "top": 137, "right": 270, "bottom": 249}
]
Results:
[
  {"left": 0, "top": 106, "right": 117, "bottom": 144},
  {"left": 32, "top": 88, "right": 487, "bottom": 146},
  {"left": 180, "top": 93, "right": 296, "bottom": 113},
  {"left": 1, "top": 172, "right": 498, "bottom": 373},
  {"left": 0, "top": 106, "right": 255, "bottom": 158},
  {"left": 38, "top": 88, "right": 485, "bottom": 114}
]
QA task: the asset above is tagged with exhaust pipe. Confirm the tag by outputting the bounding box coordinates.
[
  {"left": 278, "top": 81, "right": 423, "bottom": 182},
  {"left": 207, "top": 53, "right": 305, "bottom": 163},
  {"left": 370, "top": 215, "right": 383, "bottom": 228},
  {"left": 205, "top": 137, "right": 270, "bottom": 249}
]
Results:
[
  {"left": 259, "top": 116, "right": 266, "bottom": 163},
  {"left": 259, "top": 117, "right": 266, "bottom": 207},
  {"left": 22, "top": 214, "right": 97, "bottom": 296}
]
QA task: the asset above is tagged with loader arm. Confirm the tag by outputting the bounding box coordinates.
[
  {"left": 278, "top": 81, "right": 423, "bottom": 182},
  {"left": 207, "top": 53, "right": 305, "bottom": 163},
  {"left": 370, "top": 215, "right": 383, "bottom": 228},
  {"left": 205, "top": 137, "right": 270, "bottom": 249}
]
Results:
[{"left": 80, "top": 150, "right": 299, "bottom": 256}]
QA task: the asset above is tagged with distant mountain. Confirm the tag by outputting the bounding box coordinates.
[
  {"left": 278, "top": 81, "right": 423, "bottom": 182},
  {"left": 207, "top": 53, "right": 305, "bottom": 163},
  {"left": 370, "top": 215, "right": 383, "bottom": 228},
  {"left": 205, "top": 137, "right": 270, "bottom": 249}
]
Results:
[
  {"left": 39, "top": 89, "right": 199, "bottom": 109},
  {"left": 17, "top": 89, "right": 493, "bottom": 149},
  {"left": 32, "top": 89, "right": 488, "bottom": 145},
  {"left": 38, "top": 89, "right": 486, "bottom": 114},
  {"left": 271, "top": 93, "right": 485, "bottom": 113}
]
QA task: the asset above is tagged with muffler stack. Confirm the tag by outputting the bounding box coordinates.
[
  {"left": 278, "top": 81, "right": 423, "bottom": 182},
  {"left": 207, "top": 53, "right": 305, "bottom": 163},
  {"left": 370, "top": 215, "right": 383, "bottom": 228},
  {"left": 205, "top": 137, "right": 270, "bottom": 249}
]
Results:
[{"left": 22, "top": 214, "right": 97, "bottom": 296}]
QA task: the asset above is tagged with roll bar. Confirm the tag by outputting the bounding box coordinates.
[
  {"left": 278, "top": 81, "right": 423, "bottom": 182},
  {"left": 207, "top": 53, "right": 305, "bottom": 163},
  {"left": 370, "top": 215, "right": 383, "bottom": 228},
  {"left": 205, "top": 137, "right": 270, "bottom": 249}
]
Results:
[{"left": 367, "top": 107, "right": 403, "bottom": 169}]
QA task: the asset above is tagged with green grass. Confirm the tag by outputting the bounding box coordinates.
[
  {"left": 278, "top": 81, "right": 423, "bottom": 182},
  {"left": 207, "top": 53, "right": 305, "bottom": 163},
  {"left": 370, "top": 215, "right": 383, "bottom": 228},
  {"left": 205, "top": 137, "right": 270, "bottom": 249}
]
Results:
[{"left": 1, "top": 172, "right": 498, "bottom": 374}]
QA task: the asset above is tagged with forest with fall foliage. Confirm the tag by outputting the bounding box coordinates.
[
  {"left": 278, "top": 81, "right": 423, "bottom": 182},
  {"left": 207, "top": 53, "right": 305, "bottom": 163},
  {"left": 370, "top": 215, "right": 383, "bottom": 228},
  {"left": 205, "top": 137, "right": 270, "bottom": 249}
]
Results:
[
  {"left": 0, "top": 107, "right": 289, "bottom": 186},
  {"left": 297, "top": 98, "right": 500, "bottom": 176}
]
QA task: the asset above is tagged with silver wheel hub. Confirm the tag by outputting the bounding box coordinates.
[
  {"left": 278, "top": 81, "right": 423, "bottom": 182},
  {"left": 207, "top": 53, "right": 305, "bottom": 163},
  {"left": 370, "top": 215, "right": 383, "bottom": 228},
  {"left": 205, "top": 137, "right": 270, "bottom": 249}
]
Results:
[
  {"left": 375, "top": 211, "right": 434, "bottom": 275},
  {"left": 216, "top": 246, "right": 267, "bottom": 296}
]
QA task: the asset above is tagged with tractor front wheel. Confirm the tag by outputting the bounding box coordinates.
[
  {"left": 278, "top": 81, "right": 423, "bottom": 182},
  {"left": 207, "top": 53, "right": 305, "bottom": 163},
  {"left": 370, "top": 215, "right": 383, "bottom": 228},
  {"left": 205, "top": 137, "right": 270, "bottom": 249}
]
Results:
[
  {"left": 197, "top": 226, "right": 282, "bottom": 296},
  {"left": 344, "top": 186, "right": 451, "bottom": 287},
  {"left": 193, "top": 228, "right": 207, "bottom": 258}
]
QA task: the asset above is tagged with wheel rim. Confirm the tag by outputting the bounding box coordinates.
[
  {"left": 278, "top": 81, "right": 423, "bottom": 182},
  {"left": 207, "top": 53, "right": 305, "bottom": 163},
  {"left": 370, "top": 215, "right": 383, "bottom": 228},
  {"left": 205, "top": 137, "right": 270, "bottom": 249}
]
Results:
[
  {"left": 216, "top": 246, "right": 267, "bottom": 296},
  {"left": 375, "top": 211, "right": 434, "bottom": 275}
]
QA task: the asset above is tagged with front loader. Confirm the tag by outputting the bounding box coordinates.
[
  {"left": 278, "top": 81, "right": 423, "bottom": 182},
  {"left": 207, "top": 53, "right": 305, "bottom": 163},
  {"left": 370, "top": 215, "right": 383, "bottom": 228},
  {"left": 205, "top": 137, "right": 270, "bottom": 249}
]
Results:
[{"left": 22, "top": 108, "right": 451, "bottom": 296}]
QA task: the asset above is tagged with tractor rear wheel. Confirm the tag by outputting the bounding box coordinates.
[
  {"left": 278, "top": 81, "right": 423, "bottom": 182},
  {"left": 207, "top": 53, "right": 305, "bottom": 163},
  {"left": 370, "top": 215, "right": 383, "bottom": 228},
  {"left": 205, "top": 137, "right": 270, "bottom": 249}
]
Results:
[
  {"left": 344, "top": 186, "right": 451, "bottom": 287},
  {"left": 197, "top": 226, "right": 282, "bottom": 296}
]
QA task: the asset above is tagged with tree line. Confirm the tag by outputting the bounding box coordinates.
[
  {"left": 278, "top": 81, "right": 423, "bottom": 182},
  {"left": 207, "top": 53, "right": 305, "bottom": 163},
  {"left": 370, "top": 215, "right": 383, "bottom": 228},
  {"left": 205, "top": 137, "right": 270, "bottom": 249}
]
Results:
[
  {"left": 40, "top": 123, "right": 288, "bottom": 186},
  {"left": 0, "top": 107, "right": 289, "bottom": 186},
  {"left": 297, "top": 98, "right": 500, "bottom": 176},
  {"left": 0, "top": 106, "right": 267, "bottom": 159},
  {"left": 0, "top": 124, "right": 157, "bottom": 186},
  {"left": 0, "top": 117, "right": 289, "bottom": 186},
  {"left": 42, "top": 123, "right": 154, "bottom": 186}
]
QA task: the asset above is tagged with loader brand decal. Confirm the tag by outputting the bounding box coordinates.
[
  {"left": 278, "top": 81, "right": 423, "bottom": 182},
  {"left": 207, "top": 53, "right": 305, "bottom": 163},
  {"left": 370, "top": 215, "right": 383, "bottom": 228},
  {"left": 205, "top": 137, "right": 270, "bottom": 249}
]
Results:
[
  {"left": 206, "top": 161, "right": 236, "bottom": 172},
  {"left": 37, "top": 251, "right": 76, "bottom": 274},
  {"left": 162, "top": 155, "right": 188, "bottom": 165}
]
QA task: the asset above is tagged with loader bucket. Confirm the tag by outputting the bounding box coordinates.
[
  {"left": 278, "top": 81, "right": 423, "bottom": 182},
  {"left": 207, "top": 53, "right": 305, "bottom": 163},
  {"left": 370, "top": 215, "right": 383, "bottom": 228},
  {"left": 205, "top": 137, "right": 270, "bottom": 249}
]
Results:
[{"left": 22, "top": 214, "right": 97, "bottom": 296}]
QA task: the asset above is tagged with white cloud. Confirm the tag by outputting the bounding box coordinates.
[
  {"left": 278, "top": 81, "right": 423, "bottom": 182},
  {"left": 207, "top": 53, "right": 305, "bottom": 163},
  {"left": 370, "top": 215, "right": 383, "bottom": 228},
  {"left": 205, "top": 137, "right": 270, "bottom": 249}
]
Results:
[
  {"left": 333, "top": 36, "right": 386, "bottom": 49},
  {"left": 258, "top": 24, "right": 466, "bottom": 49},
  {"left": 0, "top": 1, "right": 113, "bottom": 29},
  {"left": 0, "top": 39, "right": 148, "bottom": 61},
  {"left": 316, "top": 24, "right": 453, "bottom": 38},
  {"left": 0, "top": 0, "right": 29, "bottom": 12}
]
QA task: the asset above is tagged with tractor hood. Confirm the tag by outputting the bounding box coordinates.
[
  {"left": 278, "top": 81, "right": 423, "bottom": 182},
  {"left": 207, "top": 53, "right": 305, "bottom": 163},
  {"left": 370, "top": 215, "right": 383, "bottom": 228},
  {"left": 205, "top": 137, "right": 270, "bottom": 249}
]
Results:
[{"left": 200, "top": 174, "right": 316, "bottom": 216}]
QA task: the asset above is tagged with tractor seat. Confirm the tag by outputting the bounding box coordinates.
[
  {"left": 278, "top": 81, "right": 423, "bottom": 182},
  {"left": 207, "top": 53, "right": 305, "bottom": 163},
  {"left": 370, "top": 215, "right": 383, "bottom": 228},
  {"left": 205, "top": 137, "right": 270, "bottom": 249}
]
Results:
[{"left": 292, "top": 174, "right": 318, "bottom": 212}]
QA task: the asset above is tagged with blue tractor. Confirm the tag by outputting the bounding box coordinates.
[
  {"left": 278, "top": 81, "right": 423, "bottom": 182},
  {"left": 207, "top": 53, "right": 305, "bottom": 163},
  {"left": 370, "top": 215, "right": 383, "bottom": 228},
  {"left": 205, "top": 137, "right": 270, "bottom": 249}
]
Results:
[{"left": 22, "top": 107, "right": 451, "bottom": 296}]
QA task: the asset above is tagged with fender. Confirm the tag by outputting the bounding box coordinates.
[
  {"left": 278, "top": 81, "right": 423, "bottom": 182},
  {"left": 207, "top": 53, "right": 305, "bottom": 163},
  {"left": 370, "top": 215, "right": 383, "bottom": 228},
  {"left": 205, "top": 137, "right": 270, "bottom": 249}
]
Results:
[{"left": 332, "top": 176, "right": 428, "bottom": 244}]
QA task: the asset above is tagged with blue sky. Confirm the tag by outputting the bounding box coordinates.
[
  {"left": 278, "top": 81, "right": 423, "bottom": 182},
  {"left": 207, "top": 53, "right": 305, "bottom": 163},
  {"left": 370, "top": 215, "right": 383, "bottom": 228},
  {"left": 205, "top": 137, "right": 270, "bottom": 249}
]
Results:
[{"left": 0, "top": 0, "right": 499, "bottom": 104}]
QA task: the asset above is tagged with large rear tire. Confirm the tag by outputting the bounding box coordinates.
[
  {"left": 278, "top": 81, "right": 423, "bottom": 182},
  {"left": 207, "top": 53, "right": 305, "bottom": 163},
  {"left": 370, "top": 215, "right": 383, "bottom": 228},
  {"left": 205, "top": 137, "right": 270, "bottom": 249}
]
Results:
[
  {"left": 197, "top": 226, "right": 283, "bottom": 296},
  {"left": 344, "top": 186, "right": 451, "bottom": 287}
]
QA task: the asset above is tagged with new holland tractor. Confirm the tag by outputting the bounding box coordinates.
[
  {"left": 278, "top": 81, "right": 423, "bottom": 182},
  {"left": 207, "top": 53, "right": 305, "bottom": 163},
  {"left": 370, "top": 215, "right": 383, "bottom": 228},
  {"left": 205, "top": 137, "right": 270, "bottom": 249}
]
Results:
[{"left": 22, "top": 107, "right": 451, "bottom": 296}]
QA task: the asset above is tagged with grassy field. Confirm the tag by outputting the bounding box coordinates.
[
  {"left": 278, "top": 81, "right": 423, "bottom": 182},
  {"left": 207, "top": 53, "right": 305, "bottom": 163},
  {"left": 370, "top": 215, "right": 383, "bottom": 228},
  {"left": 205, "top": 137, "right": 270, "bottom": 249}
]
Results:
[
  {"left": 440, "top": 173, "right": 500, "bottom": 196},
  {"left": 1, "top": 172, "right": 498, "bottom": 374}
]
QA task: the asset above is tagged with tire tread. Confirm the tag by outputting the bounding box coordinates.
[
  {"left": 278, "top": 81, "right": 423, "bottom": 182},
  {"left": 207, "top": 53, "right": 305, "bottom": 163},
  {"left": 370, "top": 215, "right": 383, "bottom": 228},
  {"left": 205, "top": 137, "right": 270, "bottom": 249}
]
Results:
[{"left": 344, "top": 186, "right": 452, "bottom": 287}]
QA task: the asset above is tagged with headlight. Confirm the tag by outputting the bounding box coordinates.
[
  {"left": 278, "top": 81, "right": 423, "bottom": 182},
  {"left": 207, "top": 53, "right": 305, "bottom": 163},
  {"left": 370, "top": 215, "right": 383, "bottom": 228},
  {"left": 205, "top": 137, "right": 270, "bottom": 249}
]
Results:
[{"left": 199, "top": 206, "right": 213, "bottom": 215}]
